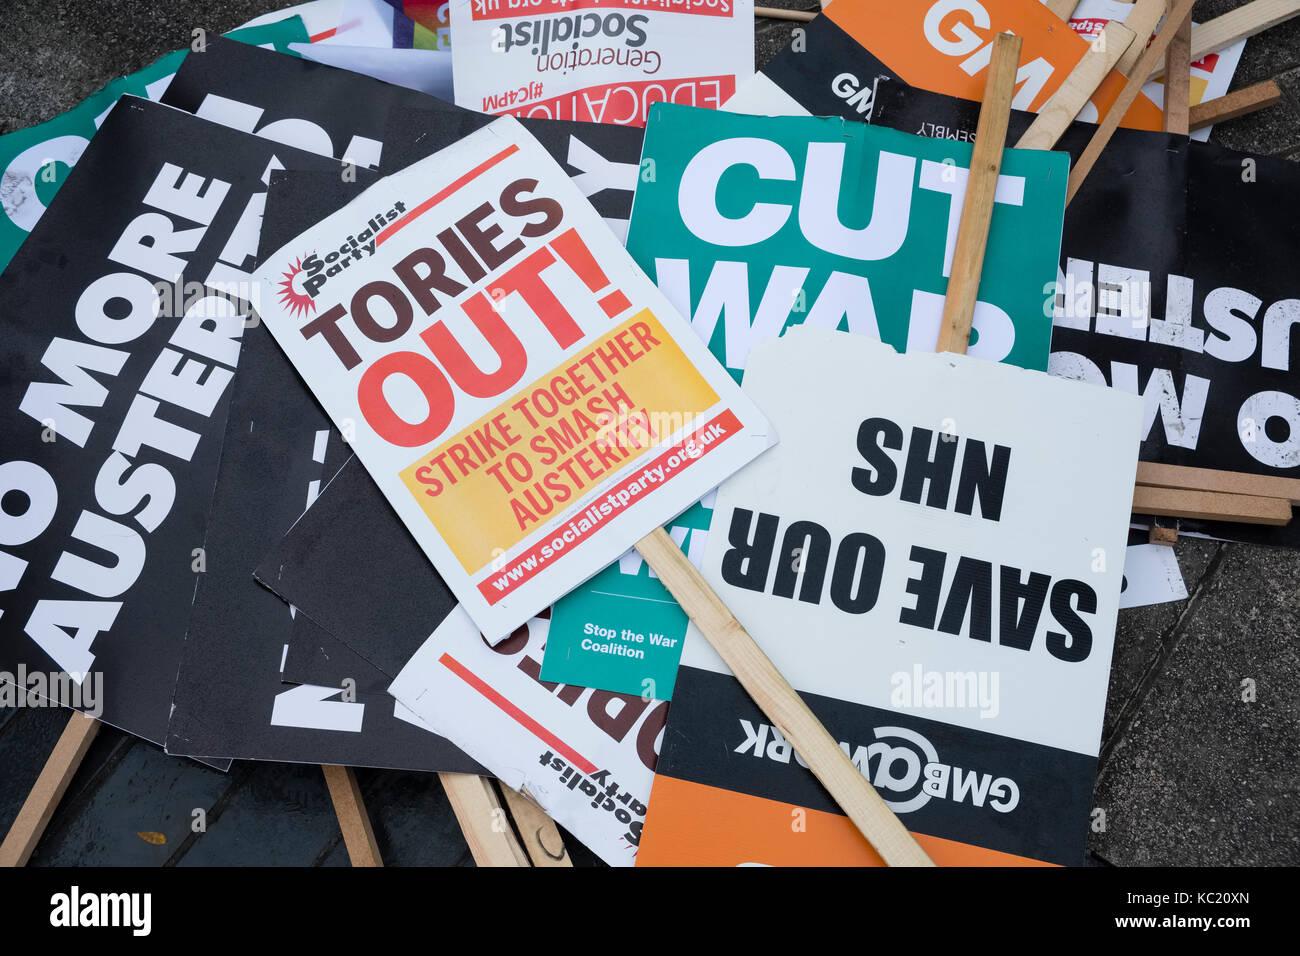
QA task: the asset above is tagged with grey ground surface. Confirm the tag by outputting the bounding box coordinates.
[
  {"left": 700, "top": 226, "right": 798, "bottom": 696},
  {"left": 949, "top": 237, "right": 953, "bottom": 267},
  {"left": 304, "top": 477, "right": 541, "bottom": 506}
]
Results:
[{"left": 1, "top": 0, "right": 1297, "bottom": 866}]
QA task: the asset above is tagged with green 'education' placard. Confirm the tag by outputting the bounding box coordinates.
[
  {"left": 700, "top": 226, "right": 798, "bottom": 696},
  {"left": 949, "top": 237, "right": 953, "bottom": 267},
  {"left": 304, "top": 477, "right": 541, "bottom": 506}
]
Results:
[{"left": 541, "top": 103, "right": 1068, "bottom": 699}]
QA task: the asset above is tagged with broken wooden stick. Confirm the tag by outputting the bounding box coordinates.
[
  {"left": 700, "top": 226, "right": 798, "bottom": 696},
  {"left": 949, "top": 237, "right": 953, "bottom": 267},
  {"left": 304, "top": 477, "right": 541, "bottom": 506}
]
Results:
[
  {"left": 1148, "top": 0, "right": 1300, "bottom": 80},
  {"left": 1116, "top": 0, "right": 1169, "bottom": 78},
  {"left": 635, "top": 528, "right": 933, "bottom": 866},
  {"left": 1149, "top": 523, "right": 1180, "bottom": 546},
  {"left": 0, "top": 711, "right": 99, "bottom": 867},
  {"left": 1066, "top": 0, "right": 1197, "bottom": 205},
  {"left": 1016, "top": 21, "right": 1135, "bottom": 151},
  {"left": 939, "top": 32, "right": 1022, "bottom": 353},
  {"left": 322, "top": 764, "right": 383, "bottom": 867},
  {"left": 499, "top": 784, "right": 572, "bottom": 867},
  {"left": 440, "top": 773, "right": 530, "bottom": 867},
  {"left": 1189, "top": 79, "right": 1283, "bottom": 129}
]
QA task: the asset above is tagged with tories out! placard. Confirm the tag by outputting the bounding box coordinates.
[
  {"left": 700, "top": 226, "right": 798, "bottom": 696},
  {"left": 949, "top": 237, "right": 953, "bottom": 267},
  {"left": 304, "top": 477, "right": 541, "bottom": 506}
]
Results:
[
  {"left": 255, "top": 116, "right": 773, "bottom": 640},
  {"left": 449, "top": 0, "right": 753, "bottom": 125},
  {"left": 637, "top": 327, "right": 1143, "bottom": 866}
]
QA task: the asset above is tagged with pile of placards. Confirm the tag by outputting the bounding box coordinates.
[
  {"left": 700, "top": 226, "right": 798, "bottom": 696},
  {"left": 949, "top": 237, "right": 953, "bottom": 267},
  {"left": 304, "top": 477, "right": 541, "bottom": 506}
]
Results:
[{"left": 1, "top": 0, "right": 1296, "bottom": 868}]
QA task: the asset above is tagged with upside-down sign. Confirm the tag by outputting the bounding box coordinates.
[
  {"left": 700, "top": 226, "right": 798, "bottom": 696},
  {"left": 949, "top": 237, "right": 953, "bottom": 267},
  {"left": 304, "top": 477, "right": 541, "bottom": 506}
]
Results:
[
  {"left": 255, "top": 116, "right": 773, "bottom": 640},
  {"left": 449, "top": 0, "right": 754, "bottom": 126}
]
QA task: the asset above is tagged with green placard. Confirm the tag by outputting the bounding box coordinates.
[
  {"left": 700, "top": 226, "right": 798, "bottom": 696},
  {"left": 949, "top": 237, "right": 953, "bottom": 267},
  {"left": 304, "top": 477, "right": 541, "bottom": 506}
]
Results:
[
  {"left": 542, "top": 500, "right": 711, "bottom": 700},
  {"left": 542, "top": 103, "right": 1068, "bottom": 698},
  {"left": 0, "top": 17, "right": 308, "bottom": 274}
]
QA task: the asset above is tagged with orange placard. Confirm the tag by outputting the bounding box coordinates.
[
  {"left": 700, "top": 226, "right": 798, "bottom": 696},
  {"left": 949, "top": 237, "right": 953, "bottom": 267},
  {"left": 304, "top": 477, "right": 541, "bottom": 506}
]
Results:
[
  {"left": 636, "top": 775, "right": 1058, "bottom": 867},
  {"left": 826, "top": 0, "right": 1163, "bottom": 131},
  {"left": 400, "top": 308, "right": 720, "bottom": 573}
]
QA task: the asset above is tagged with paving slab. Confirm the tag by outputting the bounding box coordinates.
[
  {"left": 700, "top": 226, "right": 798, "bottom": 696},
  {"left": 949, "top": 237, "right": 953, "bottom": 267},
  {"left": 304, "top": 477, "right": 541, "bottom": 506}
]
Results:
[{"left": 1091, "top": 542, "right": 1300, "bottom": 866}]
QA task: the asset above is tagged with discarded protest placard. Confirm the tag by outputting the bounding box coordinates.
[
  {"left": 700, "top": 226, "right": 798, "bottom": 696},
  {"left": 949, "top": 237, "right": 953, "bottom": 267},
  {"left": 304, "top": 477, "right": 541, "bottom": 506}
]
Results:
[
  {"left": 389, "top": 610, "right": 662, "bottom": 866},
  {"left": 165, "top": 322, "right": 482, "bottom": 772},
  {"left": 449, "top": 0, "right": 754, "bottom": 125},
  {"left": 237, "top": 103, "right": 643, "bottom": 706},
  {"left": 726, "top": 0, "right": 1162, "bottom": 130},
  {"left": 254, "top": 116, "right": 774, "bottom": 641},
  {"left": 637, "top": 326, "right": 1142, "bottom": 866},
  {"left": 161, "top": 101, "right": 483, "bottom": 768},
  {"left": 161, "top": 36, "right": 411, "bottom": 171},
  {"left": 0, "top": 98, "right": 334, "bottom": 748},
  {"left": 541, "top": 102, "right": 1068, "bottom": 698},
  {"left": 163, "top": 36, "right": 646, "bottom": 235},
  {"left": 631, "top": 104, "right": 1066, "bottom": 371},
  {"left": 381, "top": 105, "right": 645, "bottom": 243},
  {"left": 256, "top": 457, "right": 453, "bottom": 681},
  {"left": 0, "top": 18, "right": 307, "bottom": 274}
]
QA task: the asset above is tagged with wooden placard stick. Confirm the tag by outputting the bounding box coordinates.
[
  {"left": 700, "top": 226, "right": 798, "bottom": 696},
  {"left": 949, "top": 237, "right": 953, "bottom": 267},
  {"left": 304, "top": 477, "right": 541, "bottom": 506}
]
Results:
[
  {"left": 1163, "top": 9, "right": 1193, "bottom": 135},
  {"left": 1016, "top": 22, "right": 1135, "bottom": 151},
  {"left": 0, "top": 711, "right": 99, "bottom": 867},
  {"left": 440, "top": 773, "right": 530, "bottom": 867},
  {"left": 938, "top": 32, "right": 1022, "bottom": 355},
  {"left": 498, "top": 784, "right": 572, "bottom": 867},
  {"left": 755, "top": 7, "right": 817, "bottom": 22},
  {"left": 1066, "top": 0, "right": 1197, "bottom": 205},
  {"left": 1132, "top": 486, "right": 1293, "bottom": 525},
  {"left": 634, "top": 529, "right": 932, "bottom": 866},
  {"left": 322, "top": 764, "right": 383, "bottom": 866},
  {"left": 1116, "top": 0, "right": 1169, "bottom": 78},
  {"left": 1189, "top": 79, "right": 1283, "bottom": 129},
  {"left": 1136, "top": 462, "right": 1300, "bottom": 504},
  {"left": 1147, "top": 0, "right": 1300, "bottom": 81}
]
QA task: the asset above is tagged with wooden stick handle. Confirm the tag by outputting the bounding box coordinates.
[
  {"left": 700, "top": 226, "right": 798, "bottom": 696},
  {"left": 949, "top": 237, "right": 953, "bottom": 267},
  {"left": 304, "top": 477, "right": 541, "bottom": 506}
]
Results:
[
  {"left": 1163, "top": 9, "right": 1194, "bottom": 135},
  {"left": 322, "top": 764, "right": 383, "bottom": 866},
  {"left": 499, "top": 784, "right": 572, "bottom": 867},
  {"left": 1132, "top": 486, "right": 1292, "bottom": 525},
  {"left": 0, "top": 711, "right": 99, "bottom": 866},
  {"left": 1066, "top": 0, "right": 1198, "bottom": 205},
  {"left": 1016, "top": 22, "right": 1134, "bottom": 151},
  {"left": 937, "top": 32, "right": 1022, "bottom": 355},
  {"left": 635, "top": 528, "right": 934, "bottom": 867},
  {"left": 439, "top": 773, "right": 530, "bottom": 867},
  {"left": 1189, "top": 79, "right": 1283, "bottom": 130},
  {"left": 1136, "top": 462, "right": 1300, "bottom": 504}
]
